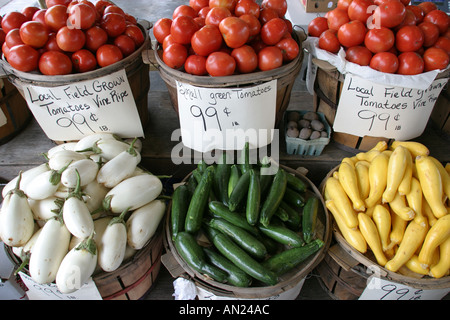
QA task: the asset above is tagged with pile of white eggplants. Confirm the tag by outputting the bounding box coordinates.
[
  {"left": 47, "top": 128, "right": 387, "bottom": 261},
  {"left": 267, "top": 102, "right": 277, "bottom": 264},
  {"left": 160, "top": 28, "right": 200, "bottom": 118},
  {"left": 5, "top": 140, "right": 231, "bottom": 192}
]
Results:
[{"left": 0, "top": 133, "right": 166, "bottom": 294}]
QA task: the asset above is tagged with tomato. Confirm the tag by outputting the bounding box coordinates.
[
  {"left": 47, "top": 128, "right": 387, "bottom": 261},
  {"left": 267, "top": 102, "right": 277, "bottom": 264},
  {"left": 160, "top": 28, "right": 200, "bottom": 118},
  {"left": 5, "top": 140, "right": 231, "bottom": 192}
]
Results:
[
  {"left": 206, "top": 51, "right": 236, "bottom": 76},
  {"left": 417, "top": 1, "right": 438, "bottom": 15},
  {"left": 57, "top": 26, "right": 85, "bottom": 52},
  {"left": 219, "top": 16, "right": 250, "bottom": 48},
  {"left": 364, "top": 27, "right": 394, "bottom": 53},
  {"left": 68, "top": 3, "right": 97, "bottom": 30},
  {"left": 96, "top": 44, "right": 123, "bottom": 67},
  {"left": 44, "top": 33, "right": 62, "bottom": 52},
  {"left": 231, "top": 44, "right": 258, "bottom": 73},
  {"left": 0, "top": 29, "right": 6, "bottom": 47},
  {"left": 337, "top": 20, "right": 366, "bottom": 48},
  {"left": 276, "top": 37, "right": 299, "bottom": 61},
  {"left": 337, "top": 0, "right": 353, "bottom": 11},
  {"left": 319, "top": 29, "right": 341, "bottom": 53},
  {"left": 172, "top": 5, "right": 197, "bottom": 19},
  {"left": 394, "top": 9, "right": 419, "bottom": 31},
  {"left": 1, "top": 12, "right": 28, "bottom": 34},
  {"left": 422, "top": 47, "right": 449, "bottom": 71},
  {"left": 124, "top": 25, "right": 145, "bottom": 47},
  {"left": 369, "top": 51, "right": 399, "bottom": 73},
  {"left": 240, "top": 14, "right": 261, "bottom": 39},
  {"left": 153, "top": 18, "right": 172, "bottom": 44},
  {"left": 260, "top": 17, "right": 288, "bottom": 46},
  {"left": 209, "top": 0, "right": 238, "bottom": 12},
  {"left": 205, "top": 6, "right": 232, "bottom": 26},
  {"left": 103, "top": 5, "right": 125, "bottom": 16},
  {"left": 44, "top": 5, "right": 68, "bottom": 32},
  {"left": 191, "top": 24, "right": 223, "bottom": 56},
  {"left": 163, "top": 43, "right": 188, "bottom": 69},
  {"left": 113, "top": 34, "right": 136, "bottom": 57},
  {"left": 406, "top": 5, "right": 425, "bottom": 24},
  {"left": 171, "top": 15, "right": 199, "bottom": 45},
  {"left": 71, "top": 49, "right": 97, "bottom": 73},
  {"left": 101, "top": 13, "right": 127, "bottom": 38},
  {"left": 373, "top": 0, "right": 406, "bottom": 29},
  {"left": 418, "top": 21, "right": 440, "bottom": 47},
  {"left": 423, "top": 10, "right": 450, "bottom": 35},
  {"left": 38, "top": 50, "right": 72, "bottom": 75},
  {"left": 249, "top": 34, "right": 268, "bottom": 53},
  {"left": 32, "top": 9, "right": 50, "bottom": 33},
  {"left": 326, "top": 8, "right": 350, "bottom": 31},
  {"left": 258, "top": 45, "right": 283, "bottom": 71},
  {"left": 85, "top": 25, "right": 108, "bottom": 52},
  {"left": 95, "top": 0, "right": 113, "bottom": 15},
  {"left": 190, "top": 0, "right": 210, "bottom": 13},
  {"left": 348, "top": 0, "right": 375, "bottom": 24},
  {"left": 22, "top": 7, "right": 40, "bottom": 21},
  {"left": 434, "top": 36, "right": 450, "bottom": 55},
  {"left": 308, "top": 17, "right": 328, "bottom": 37},
  {"left": 19, "top": 21, "right": 48, "bottom": 48},
  {"left": 45, "top": 0, "right": 71, "bottom": 7},
  {"left": 7, "top": 44, "right": 39, "bottom": 72},
  {"left": 198, "top": 7, "right": 212, "bottom": 19},
  {"left": 259, "top": 8, "right": 279, "bottom": 25},
  {"left": 397, "top": 51, "right": 424, "bottom": 75},
  {"left": 162, "top": 34, "right": 177, "bottom": 50},
  {"left": 184, "top": 54, "right": 208, "bottom": 75},
  {"left": 345, "top": 45, "right": 373, "bottom": 66},
  {"left": 2, "top": 42, "right": 11, "bottom": 59},
  {"left": 5, "top": 29, "right": 24, "bottom": 48},
  {"left": 261, "top": 0, "right": 287, "bottom": 18},
  {"left": 235, "top": 0, "right": 260, "bottom": 18},
  {"left": 395, "top": 25, "right": 424, "bottom": 52}
]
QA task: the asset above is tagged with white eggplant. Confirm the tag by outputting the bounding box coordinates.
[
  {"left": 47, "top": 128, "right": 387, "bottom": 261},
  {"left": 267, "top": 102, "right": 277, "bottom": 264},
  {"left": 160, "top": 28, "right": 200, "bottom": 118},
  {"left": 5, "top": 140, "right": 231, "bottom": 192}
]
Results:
[
  {"left": 29, "top": 217, "right": 71, "bottom": 284},
  {"left": 126, "top": 199, "right": 166, "bottom": 250},
  {"left": 61, "top": 159, "right": 99, "bottom": 188},
  {"left": 97, "top": 210, "right": 128, "bottom": 272},
  {"left": 96, "top": 138, "right": 141, "bottom": 188},
  {"left": 82, "top": 180, "right": 110, "bottom": 214},
  {"left": 0, "top": 173, "right": 35, "bottom": 247},
  {"left": 124, "top": 137, "right": 142, "bottom": 153},
  {"left": 25, "top": 164, "right": 70, "bottom": 200},
  {"left": 56, "top": 235, "right": 97, "bottom": 294},
  {"left": 47, "top": 142, "right": 78, "bottom": 158},
  {"left": 82, "top": 139, "right": 131, "bottom": 162},
  {"left": 103, "top": 174, "right": 163, "bottom": 214},
  {"left": 2, "top": 163, "right": 49, "bottom": 198},
  {"left": 74, "top": 132, "right": 118, "bottom": 152},
  {"left": 28, "top": 196, "right": 63, "bottom": 221},
  {"left": 48, "top": 150, "right": 86, "bottom": 171}
]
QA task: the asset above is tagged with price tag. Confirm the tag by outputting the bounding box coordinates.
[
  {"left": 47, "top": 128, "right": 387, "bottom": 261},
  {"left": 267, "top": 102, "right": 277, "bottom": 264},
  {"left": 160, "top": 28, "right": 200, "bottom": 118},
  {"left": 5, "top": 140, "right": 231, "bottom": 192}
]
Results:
[
  {"left": 360, "top": 277, "right": 450, "bottom": 300},
  {"left": 176, "top": 80, "right": 277, "bottom": 152},
  {"left": 23, "top": 69, "right": 144, "bottom": 141},
  {"left": 19, "top": 272, "right": 103, "bottom": 300},
  {"left": 333, "top": 75, "right": 448, "bottom": 140}
]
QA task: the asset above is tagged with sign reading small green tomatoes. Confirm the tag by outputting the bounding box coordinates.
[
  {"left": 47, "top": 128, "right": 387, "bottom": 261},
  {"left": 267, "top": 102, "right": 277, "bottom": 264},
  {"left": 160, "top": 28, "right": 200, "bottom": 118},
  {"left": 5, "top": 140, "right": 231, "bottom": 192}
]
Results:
[
  {"left": 23, "top": 70, "right": 144, "bottom": 141},
  {"left": 333, "top": 75, "right": 448, "bottom": 140},
  {"left": 176, "top": 80, "right": 277, "bottom": 152}
]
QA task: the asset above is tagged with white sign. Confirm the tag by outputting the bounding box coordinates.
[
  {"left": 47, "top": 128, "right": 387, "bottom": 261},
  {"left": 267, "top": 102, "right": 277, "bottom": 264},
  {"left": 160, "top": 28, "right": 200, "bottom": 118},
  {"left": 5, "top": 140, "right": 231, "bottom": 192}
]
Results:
[
  {"left": 333, "top": 75, "right": 448, "bottom": 140},
  {"left": 360, "top": 277, "right": 450, "bottom": 300},
  {"left": 176, "top": 80, "right": 277, "bottom": 152},
  {"left": 23, "top": 69, "right": 144, "bottom": 141},
  {"left": 19, "top": 272, "right": 103, "bottom": 300}
]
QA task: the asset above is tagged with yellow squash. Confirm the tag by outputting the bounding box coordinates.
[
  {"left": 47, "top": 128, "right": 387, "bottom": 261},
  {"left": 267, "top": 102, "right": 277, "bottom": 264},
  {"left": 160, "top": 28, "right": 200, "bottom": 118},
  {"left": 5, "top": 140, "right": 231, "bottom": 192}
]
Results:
[
  {"left": 356, "top": 150, "right": 381, "bottom": 163},
  {"left": 365, "top": 153, "right": 389, "bottom": 208},
  {"left": 388, "top": 210, "right": 408, "bottom": 250},
  {"left": 358, "top": 212, "right": 388, "bottom": 266},
  {"left": 430, "top": 236, "right": 450, "bottom": 279},
  {"left": 406, "top": 177, "right": 427, "bottom": 228},
  {"left": 418, "top": 214, "right": 450, "bottom": 268},
  {"left": 405, "top": 255, "right": 430, "bottom": 276},
  {"left": 423, "top": 198, "right": 438, "bottom": 227},
  {"left": 398, "top": 149, "right": 413, "bottom": 196},
  {"left": 430, "top": 156, "right": 450, "bottom": 201},
  {"left": 370, "top": 140, "right": 388, "bottom": 152},
  {"left": 372, "top": 204, "right": 391, "bottom": 251},
  {"left": 390, "top": 141, "right": 430, "bottom": 158},
  {"left": 338, "top": 162, "right": 365, "bottom": 212},
  {"left": 324, "top": 176, "right": 359, "bottom": 229},
  {"left": 383, "top": 146, "right": 407, "bottom": 203},
  {"left": 355, "top": 161, "right": 370, "bottom": 201},
  {"left": 389, "top": 192, "right": 415, "bottom": 221}
]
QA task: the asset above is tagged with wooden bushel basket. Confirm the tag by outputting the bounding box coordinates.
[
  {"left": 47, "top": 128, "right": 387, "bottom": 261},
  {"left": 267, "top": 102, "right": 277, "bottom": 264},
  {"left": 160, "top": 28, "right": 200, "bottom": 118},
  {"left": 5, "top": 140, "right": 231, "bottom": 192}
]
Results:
[{"left": 161, "top": 165, "right": 331, "bottom": 300}]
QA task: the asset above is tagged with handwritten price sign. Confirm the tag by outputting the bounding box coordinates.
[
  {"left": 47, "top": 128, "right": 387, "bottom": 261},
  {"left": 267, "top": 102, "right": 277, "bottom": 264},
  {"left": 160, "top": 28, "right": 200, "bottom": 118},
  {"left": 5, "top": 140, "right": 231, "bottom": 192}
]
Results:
[
  {"left": 23, "top": 69, "right": 144, "bottom": 141},
  {"left": 333, "top": 75, "right": 447, "bottom": 140},
  {"left": 176, "top": 80, "right": 277, "bottom": 152}
]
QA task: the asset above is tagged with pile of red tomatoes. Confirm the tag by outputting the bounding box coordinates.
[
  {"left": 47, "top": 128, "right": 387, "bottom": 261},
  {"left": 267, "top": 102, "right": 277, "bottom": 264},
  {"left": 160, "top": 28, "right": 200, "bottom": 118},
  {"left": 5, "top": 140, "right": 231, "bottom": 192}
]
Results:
[
  {"left": 0, "top": 0, "right": 145, "bottom": 75},
  {"left": 308, "top": 0, "right": 450, "bottom": 75},
  {"left": 153, "top": 0, "right": 300, "bottom": 77}
]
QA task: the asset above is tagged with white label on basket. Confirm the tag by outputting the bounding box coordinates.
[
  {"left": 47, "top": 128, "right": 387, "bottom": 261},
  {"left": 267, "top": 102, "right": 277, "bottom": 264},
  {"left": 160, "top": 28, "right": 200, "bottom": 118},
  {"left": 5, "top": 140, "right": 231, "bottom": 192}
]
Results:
[
  {"left": 333, "top": 75, "right": 447, "bottom": 140},
  {"left": 176, "top": 80, "right": 277, "bottom": 152},
  {"left": 359, "top": 276, "right": 450, "bottom": 300},
  {"left": 19, "top": 272, "right": 103, "bottom": 300},
  {"left": 22, "top": 69, "right": 144, "bottom": 141},
  {"left": 0, "top": 108, "right": 6, "bottom": 127}
]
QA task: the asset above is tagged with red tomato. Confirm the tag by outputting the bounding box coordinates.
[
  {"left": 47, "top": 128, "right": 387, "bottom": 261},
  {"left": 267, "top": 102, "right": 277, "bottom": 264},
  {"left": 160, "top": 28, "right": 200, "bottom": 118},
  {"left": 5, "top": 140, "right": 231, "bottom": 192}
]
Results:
[
  {"left": 71, "top": 49, "right": 97, "bottom": 73},
  {"left": 219, "top": 16, "right": 250, "bottom": 48},
  {"left": 406, "top": 5, "right": 425, "bottom": 24},
  {"left": 337, "top": 20, "right": 366, "bottom": 48},
  {"left": 101, "top": 13, "right": 127, "bottom": 38},
  {"left": 2, "top": 12, "right": 28, "bottom": 34},
  {"left": 373, "top": 0, "right": 406, "bottom": 29},
  {"left": 231, "top": 44, "right": 258, "bottom": 73},
  {"left": 235, "top": 0, "right": 260, "bottom": 17},
  {"left": 209, "top": 0, "right": 238, "bottom": 12},
  {"left": 163, "top": 43, "right": 188, "bottom": 69},
  {"left": 95, "top": 0, "right": 113, "bottom": 15},
  {"left": 191, "top": 24, "right": 223, "bottom": 56},
  {"left": 397, "top": 51, "right": 424, "bottom": 75},
  {"left": 85, "top": 25, "right": 108, "bottom": 52},
  {"left": 364, "top": 27, "right": 395, "bottom": 53},
  {"left": 153, "top": 18, "right": 172, "bottom": 44},
  {"left": 258, "top": 45, "right": 283, "bottom": 71},
  {"left": 395, "top": 25, "right": 424, "bottom": 52},
  {"left": 45, "top": 0, "right": 71, "bottom": 7},
  {"left": 114, "top": 34, "right": 136, "bottom": 57},
  {"left": 173, "top": 5, "right": 197, "bottom": 19},
  {"left": 240, "top": 14, "right": 261, "bottom": 39},
  {"left": 19, "top": 21, "right": 48, "bottom": 48},
  {"left": 184, "top": 54, "right": 208, "bottom": 75},
  {"left": 171, "top": 15, "right": 199, "bottom": 45},
  {"left": 44, "top": 33, "right": 63, "bottom": 52},
  {"left": 308, "top": 17, "right": 328, "bottom": 37},
  {"left": 345, "top": 45, "right": 373, "bottom": 66},
  {"left": 22, "top": 7, "right": 40, "bottom": 21},
  {"left": 369, "top": 51, "right": 399, "bottom": 73},
  {"left": 32, "top": 10, "right": 50, "bottom": 33},
  {"left": 423, "top": 47, "right": 449, "bottom": 71},
  {"left": 261, "top": 17, "right": 288, "bottom": 46},
  {"left": 68, "top": 3, "right": 97, "bottom": 30},
  {"left": 327, "top": 8, "right": 350, "bottom": 31},
  {"left": 44, "top": 5, "right": 68, "bottom": 32},
  {"left": 276, "top": 37, "right": 299, "bottom": 61},
  {"left": 206, "top": 51, "right": 236, "bottom": 76},
  {"left": 56, "top": 26, "right": 85, "bottom": 52},
  {"left": 198, "top": 7, "right": 212, "bottom": 19},
  {"left": 394, "top": 9, "right": 419, "bottom": 31},
  {"left": 0, "top": 29, "right": 6, "bottom": 47},
  {"left": 259, "top": 8, "right": 279, "bottom": 25},
  {"left": 162, "top": 34, "right": 177, "bottom": 50},
  {"left": 5, "top": 29, "right": 24, "bottom": 48},
  {"left": 417, "top": 1, "right": 438, "bottom": 15},
  {"left": 124, "top": 25, "right": 145, "bottom": 47},
  {"left": 2, "top": 42, "right": 11, "bottom": 59},
  {"left": 434, "top": 36, "right": 450, "bottom": 55},
  {"left": 205, "top": 6, "right": 232, "bottom": 27},
  {"left": 423, "top": 10, "right": 450, "bottom": 34},
  {"left": 190, "top": 0, "right": 210, "bottom": 13},
  {"left": 103, "top": 5, "right": 125, "bottom": 16},
  {"left": 337, "top": 0, "right": 353, "bottom": 11},
  {"left": 319, "top": 29, "right": 341, "bottom": 53},
  {"left": 38, "top": 50, "right": 72, "bottom": 75},
  {"left": 7, "top": 44, "right": 39, "bottom": 72},
  {"left": 261, "top": 0, "right": 287, "bottom": 17},
  {"left": 418, "top": 21, "right": 440, "bottom": 47},
  {"left": 348, "top": 0, "right": 375, "bottom": 24},
  {"left": 96, "top": 44, "right": 123, "bottom": 67}
]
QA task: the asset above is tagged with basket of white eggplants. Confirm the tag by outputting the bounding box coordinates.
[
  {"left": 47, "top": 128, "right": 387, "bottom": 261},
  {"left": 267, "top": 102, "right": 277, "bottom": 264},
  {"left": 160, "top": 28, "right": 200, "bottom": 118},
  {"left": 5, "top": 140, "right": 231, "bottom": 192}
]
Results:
[{"left": 1, "top": 133, "right": 168, "bottom": 298}]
